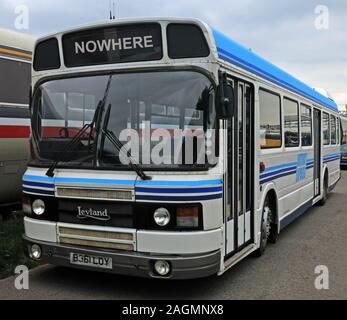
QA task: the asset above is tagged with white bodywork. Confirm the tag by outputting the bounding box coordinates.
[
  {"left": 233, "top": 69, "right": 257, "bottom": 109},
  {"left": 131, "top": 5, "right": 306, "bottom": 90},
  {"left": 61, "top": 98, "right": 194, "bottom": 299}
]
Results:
[{"left": 24, "top": 18, "right": 340, "bottom": 277}]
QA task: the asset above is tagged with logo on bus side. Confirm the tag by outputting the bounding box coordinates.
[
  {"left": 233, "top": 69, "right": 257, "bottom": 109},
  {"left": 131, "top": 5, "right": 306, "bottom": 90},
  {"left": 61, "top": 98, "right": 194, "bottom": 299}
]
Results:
[
  {"left": 77, "top": 206, "right": 111, "bottom": 221},
  {"left": 296, "top": 153, "right": 308, "bottom": 182}
]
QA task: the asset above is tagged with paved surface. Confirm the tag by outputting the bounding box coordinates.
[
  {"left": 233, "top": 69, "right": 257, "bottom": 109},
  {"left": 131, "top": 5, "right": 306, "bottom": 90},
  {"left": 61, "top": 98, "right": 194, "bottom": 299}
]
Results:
[{"left": 1, "top": 173, "right": 347, "bottom": 300}]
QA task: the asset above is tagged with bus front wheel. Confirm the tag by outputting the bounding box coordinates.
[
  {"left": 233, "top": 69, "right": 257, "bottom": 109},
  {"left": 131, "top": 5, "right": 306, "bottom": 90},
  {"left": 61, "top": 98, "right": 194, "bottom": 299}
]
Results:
[
  {"left": 254, "top": 197, "right": 274, "bottom": 257},
  {"left": 318, "top": 174, "right": 328, "bottom": 206}
]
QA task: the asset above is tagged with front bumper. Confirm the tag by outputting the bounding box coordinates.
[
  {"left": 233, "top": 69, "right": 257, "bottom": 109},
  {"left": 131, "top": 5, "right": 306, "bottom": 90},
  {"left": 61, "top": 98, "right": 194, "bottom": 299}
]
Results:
[{"left": 23, "top": 235, "right": 221, "bottom": 280}]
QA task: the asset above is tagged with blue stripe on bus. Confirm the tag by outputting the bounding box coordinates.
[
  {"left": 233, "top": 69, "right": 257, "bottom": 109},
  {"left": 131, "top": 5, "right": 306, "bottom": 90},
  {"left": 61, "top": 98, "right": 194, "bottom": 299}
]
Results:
[
  {"left": 323, "top": 154, "right": 340, "bottom": 162},
  {"left": 23, "top": 174, "right": 222, "bottom": 188},
  {"left": 324, "top": 158, "right": 340, "bottom": 163},
  {"left": 260, "top": 169, "right": 297, "bottom": 184},
  {"left": 23, "top": 175, "right": 55, "bottom": 183},
  {"left": 213, "top": 28, "right": 338, "bottom": 112},
  {"left": 265, "top": 158, "right": 314, "bottom": 174},
  {"left": 23, "top": 174, "right": 135, "bottom": 185},
  {"left": 260, "top": 153, "right": 339, "bottom": 184},
  {"left": 23, "top": 187, "right": 55, "bottom": 196},
  {"left": 135, "top": 186, "right": 223, "bottom": 194},
  {"left": 264, "top": 162, "right": 298, "bottom": 173},
  {"left": 323, "top": 153, "right": 341, "bottom": 159},
  {"left": 216, "top": 49, "right": 338, "bottom": 112},
  {"left": 136, "top": 180, "right": 223, "bottom": 187},
  {"left": 22, "top": 181, "right": 55, "bottom": 189},
  {"left": 260, "top": 166, "right": 297, "bottom": 179},
  {"left": 136, "top": 194, "right": 223, "bottom": 202},
  {"left": 324, "top": 156, "right": 339, "bottom": 161},
  {"left": 325, "top": 156, "right": 340, "bottom": 160}
]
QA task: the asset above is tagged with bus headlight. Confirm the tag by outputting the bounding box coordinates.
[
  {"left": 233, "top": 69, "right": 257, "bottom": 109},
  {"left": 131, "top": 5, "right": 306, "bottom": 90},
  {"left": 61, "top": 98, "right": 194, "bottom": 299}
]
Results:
[
  {"left": 32, "top": 199, "right": 45, "bottom": 216},
  {"left": 153, "top": 208, "right": 171, "bottom": 227}
]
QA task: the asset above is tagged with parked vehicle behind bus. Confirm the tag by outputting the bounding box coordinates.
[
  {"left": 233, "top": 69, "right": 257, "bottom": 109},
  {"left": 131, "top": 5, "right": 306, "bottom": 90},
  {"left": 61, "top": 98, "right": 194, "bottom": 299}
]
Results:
[
  {"left": 0, "top": 28, "right": 35, "bottom": 211},
  {"left": 340, "top": 116, "right": 347, "bottom": 168},
  {"left": 22, "top": 18, "right": 340, "bottom": 279}
]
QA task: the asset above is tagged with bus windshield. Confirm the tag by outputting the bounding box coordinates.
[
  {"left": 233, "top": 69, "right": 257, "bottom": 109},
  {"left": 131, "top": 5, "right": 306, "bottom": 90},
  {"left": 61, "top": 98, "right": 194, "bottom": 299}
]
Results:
[{"left": 32, "top": 70, "right": 216, "bottom": 169}]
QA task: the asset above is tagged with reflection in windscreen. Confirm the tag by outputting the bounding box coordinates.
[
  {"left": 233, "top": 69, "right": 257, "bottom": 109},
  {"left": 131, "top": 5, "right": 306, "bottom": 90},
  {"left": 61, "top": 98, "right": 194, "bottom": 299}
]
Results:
[{"left": 33, "top": 71, "right": 216, "bottom": 168}]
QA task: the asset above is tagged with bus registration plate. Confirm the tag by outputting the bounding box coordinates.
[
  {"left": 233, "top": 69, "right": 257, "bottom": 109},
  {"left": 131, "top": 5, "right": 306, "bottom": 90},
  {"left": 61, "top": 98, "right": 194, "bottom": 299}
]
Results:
[{"left": 70, "top": 253, "right": 112, "bottom": 270}]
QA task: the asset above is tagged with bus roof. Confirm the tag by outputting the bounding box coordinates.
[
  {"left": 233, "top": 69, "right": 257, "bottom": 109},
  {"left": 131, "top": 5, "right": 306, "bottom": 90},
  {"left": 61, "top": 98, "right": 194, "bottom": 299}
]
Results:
[
  {"left": 31, "top": 18, "right": 338, "bottom": 112},
  {"left": 212, "top": 28, "right": 338, "bottom": 113},
  {"left": 0, "top": 28, "right": 35, "bottom": 52}
]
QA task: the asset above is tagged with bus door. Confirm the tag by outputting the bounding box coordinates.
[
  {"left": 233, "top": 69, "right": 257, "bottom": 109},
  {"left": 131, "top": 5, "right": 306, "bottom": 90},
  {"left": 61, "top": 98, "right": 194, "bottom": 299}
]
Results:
[
  {"left": 225, "top": 79, "right": 253, "bottom": 256},
  {"left": 313, "top": 108, "right": 321, "bottom": 197}
]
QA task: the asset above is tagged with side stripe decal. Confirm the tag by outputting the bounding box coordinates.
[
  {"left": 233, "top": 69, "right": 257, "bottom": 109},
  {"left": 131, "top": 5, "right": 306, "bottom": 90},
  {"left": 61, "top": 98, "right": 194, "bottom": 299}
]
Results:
[
  {"left": 260, "top": 153, "right": 340, "bottom": 184},
  {"left": 135, "top": 186, "right": 223, "bottom": 194},
  {"left": 23, "top": 174, "right": 222, "bottom": 187},
  {"left": 23, "top": 187, "right": 55, "bottom": 196},
  {"left": 136, "top": 194, "right": 223, "bottom": 202}
]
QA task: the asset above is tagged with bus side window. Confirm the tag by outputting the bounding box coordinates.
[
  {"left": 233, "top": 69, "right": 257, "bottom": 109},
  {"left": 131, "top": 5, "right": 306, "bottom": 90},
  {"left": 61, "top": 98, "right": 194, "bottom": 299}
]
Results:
[
  {"left": 337, "top": 118, "right": 340, "bottom": 145},
  {"left": 323, "top": 112, "right": 330, "bottom": 145},
  {"left": 330, "top": 115, "right": 337, "bottom": 145},
  {"left": 301, "top": 104, "right": 312, "bottom": 147},
  {"left": 259, "top": 89, "right": 282, "bottom": 149},
  {"left": 283, "top": 98, "right": 299, "bottom": 148}
]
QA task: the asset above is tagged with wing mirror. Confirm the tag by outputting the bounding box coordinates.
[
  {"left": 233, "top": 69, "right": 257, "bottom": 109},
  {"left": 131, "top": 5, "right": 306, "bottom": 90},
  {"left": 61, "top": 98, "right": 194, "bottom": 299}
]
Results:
[{"left": 216, "top": 72, "right": 234, "bottom": 119}]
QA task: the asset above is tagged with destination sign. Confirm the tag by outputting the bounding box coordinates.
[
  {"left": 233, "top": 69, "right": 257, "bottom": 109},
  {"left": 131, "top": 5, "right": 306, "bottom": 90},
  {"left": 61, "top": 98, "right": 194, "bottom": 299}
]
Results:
[{"left": 62, "top": 23, "right": 163, "bottom": 67}]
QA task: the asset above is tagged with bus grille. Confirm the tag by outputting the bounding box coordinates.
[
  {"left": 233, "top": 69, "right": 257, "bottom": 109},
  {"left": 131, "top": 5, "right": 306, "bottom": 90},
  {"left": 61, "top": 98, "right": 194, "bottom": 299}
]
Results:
[
  {"left": 57, "top": 225, "right": 135, "bottom": 251},
  {"left": 56, "top": 187, "right": 133, "bottom": 201}
]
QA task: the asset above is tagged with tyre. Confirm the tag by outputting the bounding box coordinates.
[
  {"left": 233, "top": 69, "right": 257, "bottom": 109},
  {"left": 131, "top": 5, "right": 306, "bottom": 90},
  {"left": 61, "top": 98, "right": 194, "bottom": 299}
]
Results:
[
  {"left": 318, "top": 175, "right": 328, "bottom": 206},
  {"left": 254, "top": 197, "right": 274, "bottom": 257}
]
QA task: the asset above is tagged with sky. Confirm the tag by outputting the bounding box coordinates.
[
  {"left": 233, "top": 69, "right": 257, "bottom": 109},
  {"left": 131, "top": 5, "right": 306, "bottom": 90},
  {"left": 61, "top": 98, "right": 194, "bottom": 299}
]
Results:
[{"left": 1, "top": 0, "right": 346, "bottom": 109}]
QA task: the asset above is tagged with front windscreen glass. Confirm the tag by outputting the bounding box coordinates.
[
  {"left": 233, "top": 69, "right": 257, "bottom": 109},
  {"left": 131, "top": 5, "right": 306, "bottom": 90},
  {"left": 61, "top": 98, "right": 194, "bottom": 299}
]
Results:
[{"left": 32, "top": 71, "right": 216, "bottom": 169}]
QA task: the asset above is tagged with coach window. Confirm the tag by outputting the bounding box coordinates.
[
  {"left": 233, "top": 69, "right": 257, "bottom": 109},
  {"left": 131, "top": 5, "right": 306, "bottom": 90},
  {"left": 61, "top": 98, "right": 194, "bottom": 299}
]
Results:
[
  {"left": 301, "top": 104, "right": 312, "bottom": 146},
  {"left": 337, "top": 119, "right": 340, "bottom": 145},
  {"left": 323, "top": 112, "right": 330, "bottom": 145},
  {"left": 0, "top": 58, "right": 31, "bottom": 105},
  {"left": 283, "top": 98, "right": 299, "bottom": 148},
  {"left": 331, "top": 115, "right": 337, "bottom": 144},
  {"left": 259, "top": 89, "right": 282, "bottom": 149}
]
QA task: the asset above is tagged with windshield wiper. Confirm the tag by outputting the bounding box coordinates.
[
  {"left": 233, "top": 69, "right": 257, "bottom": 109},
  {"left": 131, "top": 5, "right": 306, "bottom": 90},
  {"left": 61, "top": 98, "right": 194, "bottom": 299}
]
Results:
[
  {"left": 102, "top": 128, "right": 152, "bottom": 181},
  {"left": 100, "top": 104, "right": 151, "bottom": 181},
  {"left": 45, "top": 75, "right": 113, "bottom": 177}
]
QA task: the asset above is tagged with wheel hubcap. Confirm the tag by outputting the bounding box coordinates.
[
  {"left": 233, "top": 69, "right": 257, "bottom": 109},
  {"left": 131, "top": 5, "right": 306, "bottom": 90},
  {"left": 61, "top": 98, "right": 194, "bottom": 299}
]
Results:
[{"left": 262, "top": 206, "right": 272, "bottom": 242}]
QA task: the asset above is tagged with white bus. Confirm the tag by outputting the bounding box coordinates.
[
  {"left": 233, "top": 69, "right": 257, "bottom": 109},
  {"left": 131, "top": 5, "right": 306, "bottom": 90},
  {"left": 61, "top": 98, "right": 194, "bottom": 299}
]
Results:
[
  {"left": 0, "top": 28, "right": 34, "bottom": 209},
  {"left": 22, "top": 18, "right": 340, "bottom": 279}
]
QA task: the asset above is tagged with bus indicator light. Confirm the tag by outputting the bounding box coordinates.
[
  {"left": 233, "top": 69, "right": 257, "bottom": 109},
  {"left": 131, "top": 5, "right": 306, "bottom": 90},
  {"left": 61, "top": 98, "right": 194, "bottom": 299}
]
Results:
[{"left": 176, "top": 207, "right": 199, "bottom": 228}]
